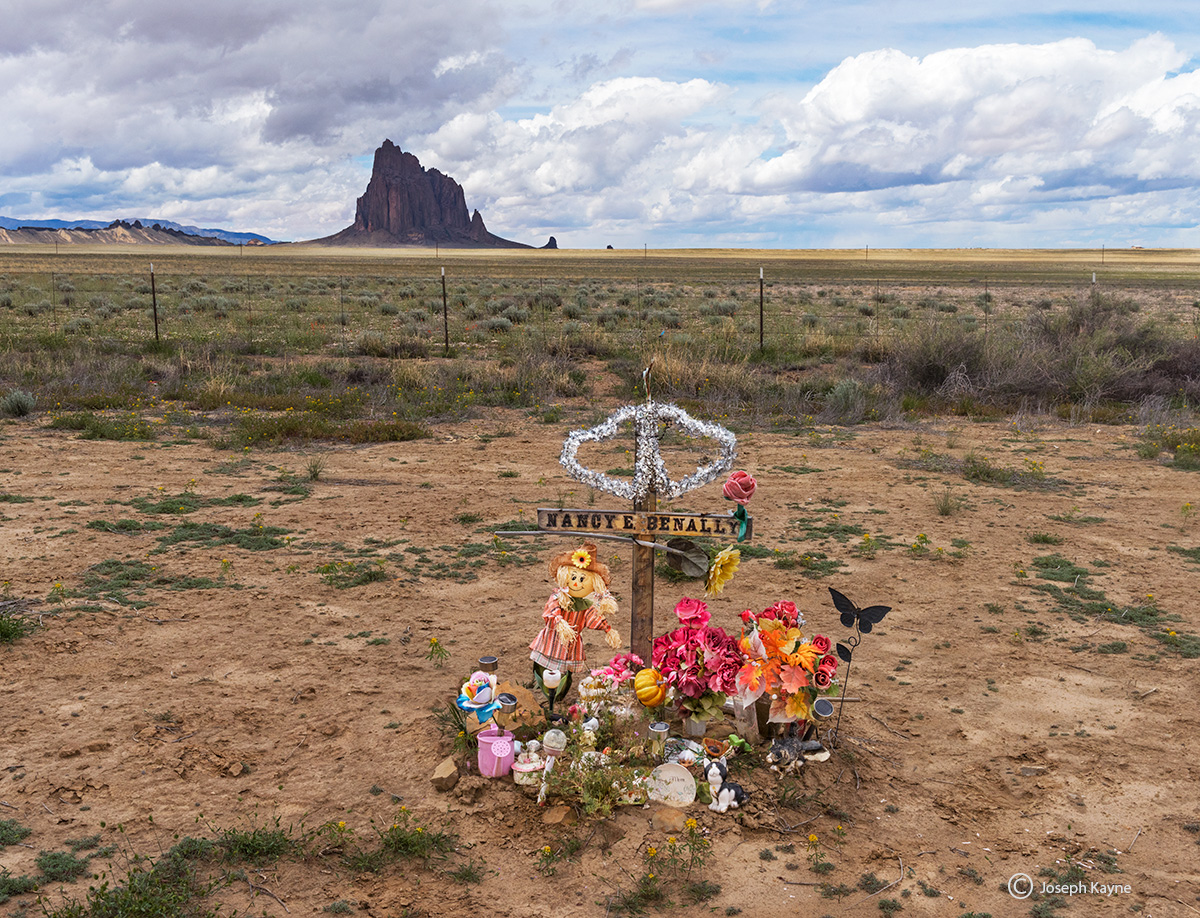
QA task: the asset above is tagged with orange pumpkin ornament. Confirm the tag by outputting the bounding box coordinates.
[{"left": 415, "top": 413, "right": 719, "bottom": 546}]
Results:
[{"left": 634, "top": 668, "right": 667, "bottom": 708}]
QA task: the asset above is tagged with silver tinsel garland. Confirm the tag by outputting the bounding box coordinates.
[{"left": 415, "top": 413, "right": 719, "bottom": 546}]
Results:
[{"left": 559, "top": 401, "right": 738, "bottom": 502}]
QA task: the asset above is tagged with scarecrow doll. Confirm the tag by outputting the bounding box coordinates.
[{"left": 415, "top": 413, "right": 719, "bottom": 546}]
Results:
[{"left": 530, "top": 543, "right": 621, "bottom": 712}]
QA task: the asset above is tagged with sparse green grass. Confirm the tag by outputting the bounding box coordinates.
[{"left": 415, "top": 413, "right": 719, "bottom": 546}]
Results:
[
  {"left": 858, "top": 872, "right": 889, "bottom": 893},
  {"left": 127, "top": 492, "right": 261, "bottom": 515},
  {"left": 0, "top": 868, "right": 39, "bottom": 904},
  {"left": 1027, "top": 532, "right": 1063, "bottom": 545},
  {"left": 49, "top": 410, "right": 158, "bottom": 441},
  {"left": 1021, "top": 554, "right": 1199, "bottom": 656},
  {"left": 446, "top": 858, "right": 485, "bottom": 884},
  {"left": 85, "top": 518, "right": 168, "bottom": 534},
  {"left": 934, "top": 487, "right": 962, "bottom": 516},
  {"left": 216, "top": 819, "right": 299, "bottom": 866},
  {"left": 1168, "top": 544, "right": 1200, "bottom": 565},
  {"left": 72, "top": 558, "right": 236, "bottom": 605},
  {"left": 153, "top": 521, "right": 289, "bottom": 552},
  {"left": 36, "top": 849, "right": 91, "bottom": 882},
  {"left": 317, "top": 559, "right": 388, "bottom": 588},
  {"left": 0, "top": 819, "right": 32, "bottom": 848},
  {"left": 0, "top": 605, "right": 35, "bottom": 644}
]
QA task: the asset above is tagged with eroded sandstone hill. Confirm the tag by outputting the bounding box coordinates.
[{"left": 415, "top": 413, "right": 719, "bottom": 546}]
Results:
[{"left": 316, "top": 140, "right": 530, "bottom": 247}]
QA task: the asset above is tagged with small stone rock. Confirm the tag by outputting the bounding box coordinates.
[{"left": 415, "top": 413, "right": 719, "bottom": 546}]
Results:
[
  {"left": 431, "top": 756, "right": 459, "bottom": 792},
  {"left": 455, "top": 775, "right": 487, "bottom": 804},
  {"left": 228, "top": 762, "right": 244, "bottom": 777},
  {"left": 1020, "top": 765, "right": 1048, "bottom": 777},
  {"left": 542, "top": 804, "right": 578, "bottom": 826},
  {"left": 650, "top": 806, "right": 687, "bottom": 833}
]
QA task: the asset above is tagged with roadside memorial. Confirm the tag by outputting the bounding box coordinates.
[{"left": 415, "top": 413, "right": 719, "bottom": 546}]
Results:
[{"left": 439, "top": 371, "right": 894, "bottom": 820}]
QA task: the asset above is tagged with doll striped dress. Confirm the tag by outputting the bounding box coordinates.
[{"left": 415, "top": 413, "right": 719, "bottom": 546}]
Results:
[{"left": 529, "top": 592, "right": 614, "bottom": 672}]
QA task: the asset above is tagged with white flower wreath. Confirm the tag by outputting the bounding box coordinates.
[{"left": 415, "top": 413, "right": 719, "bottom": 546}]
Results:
[{"left": 559, "top": 401, "right": 737, "bottom": 502}]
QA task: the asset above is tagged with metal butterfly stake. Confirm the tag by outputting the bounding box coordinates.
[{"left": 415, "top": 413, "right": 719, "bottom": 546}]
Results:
[{"left": 827, "top": 587, "right": 892, "bottom": 748}]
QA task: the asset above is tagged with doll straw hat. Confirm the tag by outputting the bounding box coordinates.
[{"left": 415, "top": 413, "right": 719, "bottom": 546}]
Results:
[{"left": 549, "top": 543, "right": 611, "bottom": 587}]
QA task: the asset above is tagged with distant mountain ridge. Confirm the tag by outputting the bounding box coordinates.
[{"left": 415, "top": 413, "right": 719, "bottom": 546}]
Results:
[{"left": 0, "top": 216, "right": 275, "bottom": 245}]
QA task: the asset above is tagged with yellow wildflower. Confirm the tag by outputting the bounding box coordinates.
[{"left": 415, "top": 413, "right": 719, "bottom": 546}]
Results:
[
  {"left": 543, "top": 845, "right": 552, "bottom": 855},
  {"left": 685, "top": 818, "right": 698, "bottom": 830},
  {"left": 646, "top": 847, "right": 657, "bottom": 857}
]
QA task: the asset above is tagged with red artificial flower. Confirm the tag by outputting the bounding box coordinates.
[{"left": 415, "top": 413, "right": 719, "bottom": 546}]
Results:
[
  {"left": 674, "top": 597, "right": 711, "bottom": 629},
  {"left": 723, "top": 470, "right": 757, "bottom": 505}
]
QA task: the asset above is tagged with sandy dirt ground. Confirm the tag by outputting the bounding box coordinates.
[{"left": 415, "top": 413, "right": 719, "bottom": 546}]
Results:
[{"left": 1, "top": 408, "right": 1199, "bottom": 918}]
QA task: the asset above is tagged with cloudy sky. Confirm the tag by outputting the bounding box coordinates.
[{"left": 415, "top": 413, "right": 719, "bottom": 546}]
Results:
[{"left": 3, "top": 1, "right": 1200, "bottom": 247}]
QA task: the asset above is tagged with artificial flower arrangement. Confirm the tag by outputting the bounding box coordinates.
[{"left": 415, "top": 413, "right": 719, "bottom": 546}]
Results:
[
  {"left": 651, "top": 598, "right": 743, "bottom": 722},
  {"left": 577, "top": 651, "right": 645, "bottom": 715},
  {"left": 734, "top": 600, "right": 840, "bottom": 725},
  {"left": 587, "top": 651, "right": 645, "bottom": 693}
]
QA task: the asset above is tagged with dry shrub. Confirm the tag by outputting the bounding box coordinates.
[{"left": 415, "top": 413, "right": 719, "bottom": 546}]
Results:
[{"left": 884, "top": 290, "right": 1194, "bottom": 411}]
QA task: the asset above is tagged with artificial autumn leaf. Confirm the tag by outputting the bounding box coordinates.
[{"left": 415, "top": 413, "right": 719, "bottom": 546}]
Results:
[{"left": 778, "top": 663, "right": 811, "bottom": 695}]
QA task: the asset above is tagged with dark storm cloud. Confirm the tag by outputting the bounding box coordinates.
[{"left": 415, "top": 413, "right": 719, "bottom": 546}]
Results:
[{"left": 0, "top": 0, "right": 512, "bottom": 171}]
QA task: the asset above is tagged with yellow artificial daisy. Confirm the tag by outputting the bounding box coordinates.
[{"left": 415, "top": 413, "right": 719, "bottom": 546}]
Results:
[
  {"left": 571, "top": 548, "right": 592, "bottom": 569},
  {"left": 705, "top": 546, "right": 741, "bottom": 597}
]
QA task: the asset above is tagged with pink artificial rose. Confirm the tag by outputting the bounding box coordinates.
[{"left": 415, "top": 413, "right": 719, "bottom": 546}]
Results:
[
  {"left": 674, "top": 597, "right": 711, "bottom": 629},
  {"left": 651, "top": 634, "right": 675, "bottom": 670},
  {"left": 811, "top": 634, "right": 832, "bottom": 655},
  {"left": 818, "top": 654, "right": 838, "bottom": 673},
  {"left": 813, "top": 667, "right": 834, "bottom": 690},
  {"left": 679, "top": 661, "right": 707, "bottom": 699},
  {"left": 723, "top": 470, "right": 757, "bottom": 505},
  {"left": 712, "top": 655, "right": 742, "bottom": 694}
]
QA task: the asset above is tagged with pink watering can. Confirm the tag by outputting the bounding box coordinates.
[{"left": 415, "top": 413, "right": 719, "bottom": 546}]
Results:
[
  {"left": 476, "top": 693, "right": 518, "bottom": 778},
  {"left": 476, "top": 722, "right": 515, "bottom": 778}
]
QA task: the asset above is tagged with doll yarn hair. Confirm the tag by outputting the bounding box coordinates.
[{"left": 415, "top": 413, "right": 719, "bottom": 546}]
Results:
[{"left": 549, "top": 543, "right": 611, "bottom": 589}]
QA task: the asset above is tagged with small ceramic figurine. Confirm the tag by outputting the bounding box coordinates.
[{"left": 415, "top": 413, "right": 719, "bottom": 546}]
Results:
[
  {"left": 700, "top": 757, "right": 749, "bottom": 814},
  {"left": 530, "top": 544, "right": 621, "bottom": 707},
  {"left": 764, "top": 735, "right": 828, "bottom": 775},
  {"left": 512, "top": 740, "right": 544, "bottom": 788}
]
